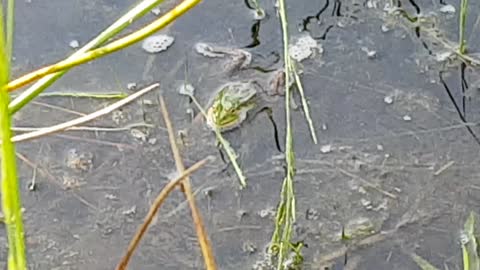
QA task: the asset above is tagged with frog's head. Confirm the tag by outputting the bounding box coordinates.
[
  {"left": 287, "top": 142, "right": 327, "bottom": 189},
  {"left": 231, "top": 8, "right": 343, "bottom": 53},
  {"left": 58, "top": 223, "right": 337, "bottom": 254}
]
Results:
[
  {"left": 208, "top": 82, "right": 258, "bottom": 131},
  {"left": 212, "top": 90, "right": 244, "bottom": 128}
]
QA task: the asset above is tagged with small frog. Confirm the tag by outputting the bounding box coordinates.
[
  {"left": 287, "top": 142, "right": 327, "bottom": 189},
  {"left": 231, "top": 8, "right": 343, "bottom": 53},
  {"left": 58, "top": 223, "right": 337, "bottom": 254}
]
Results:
[
  {"left": 195, "top": 42, "right": 252, "bottom": 75},
  {"left": 342, "top": 217, "right": 379, "bottom": 240},
  {"left": 206, "top": 81, "right": 261, "bottom": 132}
]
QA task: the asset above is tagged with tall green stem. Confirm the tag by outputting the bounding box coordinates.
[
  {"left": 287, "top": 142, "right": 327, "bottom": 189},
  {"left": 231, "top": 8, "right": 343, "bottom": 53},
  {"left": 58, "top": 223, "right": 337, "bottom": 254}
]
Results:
[
  {"left": 1, "top": 1, "right": 27, "bottom": 269},
  {"left": 5, "top": 0, "right": 14, "bottom": 63},
  {"left": 459, "top": 0, "right": 469, "bottom": 54},
  {"left": 270, "top": 0, "right": 300, "bottom": 269}
]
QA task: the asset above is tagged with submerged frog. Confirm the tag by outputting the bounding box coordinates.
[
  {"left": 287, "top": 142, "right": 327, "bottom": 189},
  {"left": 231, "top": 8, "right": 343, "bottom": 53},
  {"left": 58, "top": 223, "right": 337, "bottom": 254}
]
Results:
[
  {"left": 206, "top": 81, "right": 261, "bottom": 132},
  {"left": 195, "top": 42, "right": 252, "bottom": 75}
]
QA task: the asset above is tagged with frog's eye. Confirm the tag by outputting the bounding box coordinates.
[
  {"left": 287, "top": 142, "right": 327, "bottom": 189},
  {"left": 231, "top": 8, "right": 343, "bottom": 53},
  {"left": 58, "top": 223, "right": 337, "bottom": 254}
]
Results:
[{"left": 223, "top": 100, "right": 234, "bottom": 109}]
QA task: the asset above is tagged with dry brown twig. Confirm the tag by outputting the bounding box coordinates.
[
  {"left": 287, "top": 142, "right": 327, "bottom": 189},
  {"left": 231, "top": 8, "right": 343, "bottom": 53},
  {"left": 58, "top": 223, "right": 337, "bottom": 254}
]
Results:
[
  {"left": 159, "top": 95, "right": 217, "bottom": 270},
  {"left": 115, "top": 157, "right": 211, "bottom": 270}
]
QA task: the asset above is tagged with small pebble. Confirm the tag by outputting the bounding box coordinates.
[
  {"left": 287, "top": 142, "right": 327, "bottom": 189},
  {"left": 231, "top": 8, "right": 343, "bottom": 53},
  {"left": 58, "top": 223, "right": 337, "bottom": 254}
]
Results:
[
  {"left": 381, "top": 24, "right": 391, "bottom": 33},
  {"left": 360, "top": 198, "right": 373, "bottom": 209},
  {"left": 361, "top": 47, "right": 377, "bottom": 59},
  {"left": 112, "top": 110, "right": 125, "bottom": 125},
  {"left": 366, "top": 0, "right": 377, "bottom": 9},
  {"left": 151, "top": 7, "right": 161, "bottom": 16},
  {"left": 367, "top": 50, "right": 377, "bottom": 59},
  {"left": 258, "top": 207, "right": 275, "bottom": 219},
  {"left": 439, "top": 4, "right": 455, "bottom": 14},
  {"left": 459, "top": 231, "right": 469, "bottom": 245},
  {"left": 435, "top": 51, "right": 453, "bottom": 62},
  {"left": 373, "top": 199, "right": 388, "bottom": 211},
  {"left": 236, "top": 209, "right": 248, "bottom": 220},
  {"left": 130, "top": 128, "right": 148, "bottom": 141},
  {"left": 337, "top": 21, "right": 347, "bottom": 28},
  {"left": 127, "top": 83, "right": 137, "bottom": 90},
  {"left": 148, "top": 138, "right": 157, "bottom": 145},
  {"left": 252, "top": 8, "right": 266, "bottom": 20},
  {"left": 306, "top": 208, "right": 319, "bottom": 220},
  {"left": 178, "top": 83, "right": 195, "bottom": 96},
  {"left": 320, "top": 144, "right": 332, "bottom": 153},
  {"left": 27, "top": 181, "right": 36, "bottom": 191},
  {"left": 69, "top": 40, "right": 80, "bottom": 49},
  {"left": 142, "top": 99, "right": 154, "bottom": 105},
  {"left": 242, "top": 241, "right": 257, "bottom": 254},
  {"left": 105, "top": 194, "right": 118, "bottom": 200},
  {"left": 202, "top": 186, "right": 216, "bottom": 197},
  {"left": 384, "top": 95, "right": 393, "bottom": 104},
  {"left": 376, "top": 144, "right": 384, "bottom": 151},
  {"left": 66, "top": 149, "right": 93, "bottom": 172},
  {"left": 122, "top": 206, "right": 137, "bottom": 216}
]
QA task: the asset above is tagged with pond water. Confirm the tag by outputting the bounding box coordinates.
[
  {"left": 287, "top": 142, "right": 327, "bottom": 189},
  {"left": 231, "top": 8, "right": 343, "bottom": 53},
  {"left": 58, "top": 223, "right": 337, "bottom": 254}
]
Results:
[{"left": 6, "top": 0, "right": 480, "bottom": 269}]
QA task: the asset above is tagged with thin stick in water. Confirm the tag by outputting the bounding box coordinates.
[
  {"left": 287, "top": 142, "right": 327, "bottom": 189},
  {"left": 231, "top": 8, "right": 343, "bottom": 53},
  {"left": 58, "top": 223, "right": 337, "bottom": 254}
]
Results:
[
  {"left": 115, "top": 157, "right": 210, "bottom": 270},
  {"left": 159, "top": 95, "right": 217, "bottom": 270}
]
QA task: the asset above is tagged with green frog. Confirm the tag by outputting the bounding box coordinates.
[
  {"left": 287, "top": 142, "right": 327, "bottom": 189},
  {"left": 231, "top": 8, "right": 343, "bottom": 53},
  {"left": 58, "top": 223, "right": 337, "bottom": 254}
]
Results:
[{"left": 206, "top": 81, "right": 261, "bottom": 132}]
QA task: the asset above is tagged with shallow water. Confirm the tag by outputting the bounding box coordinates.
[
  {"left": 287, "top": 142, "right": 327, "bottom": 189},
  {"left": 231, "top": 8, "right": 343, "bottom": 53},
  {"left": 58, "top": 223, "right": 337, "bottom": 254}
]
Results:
[{"left": 7, "top": 0, "right": 480, "bottom": 269}]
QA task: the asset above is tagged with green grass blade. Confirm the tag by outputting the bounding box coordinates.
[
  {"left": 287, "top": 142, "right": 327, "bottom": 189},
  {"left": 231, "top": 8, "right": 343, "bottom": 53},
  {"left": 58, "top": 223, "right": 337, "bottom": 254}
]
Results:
[
  {"left": 462, "top": 212, "right": 480, "bottom": 270},
  {"left": 459, "top": 0, "right": 469, "bottom": 54},
  {"left": 291, "top": 64, "right": 317, "bottom": 144},
  {"left": 410, "top": 253, "right": 440, "bottom": 270},
  {"left": 5, "top": 0, "right": 14, "bottom": 64},
  {"left": 0, "top": 2, "right": 27, "bottom": 269}
]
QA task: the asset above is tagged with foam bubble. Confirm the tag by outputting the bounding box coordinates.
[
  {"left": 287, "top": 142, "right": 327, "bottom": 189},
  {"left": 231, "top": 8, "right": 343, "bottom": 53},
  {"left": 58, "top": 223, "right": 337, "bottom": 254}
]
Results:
[{"left": 142, "top": 35, "right": 174, "bottom": 53}]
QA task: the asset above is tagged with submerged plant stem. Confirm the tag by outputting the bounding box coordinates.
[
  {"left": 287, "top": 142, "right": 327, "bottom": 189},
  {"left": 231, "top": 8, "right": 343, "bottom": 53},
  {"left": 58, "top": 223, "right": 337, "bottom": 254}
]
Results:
[
  {"left": 291, "top": 64, "right": 317, "bottom": 144},
  {"left": 270, "top": 0, "right": 301, "bottom": 268}
]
